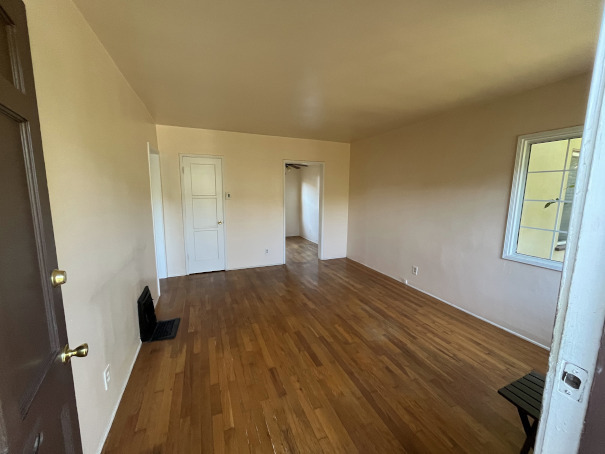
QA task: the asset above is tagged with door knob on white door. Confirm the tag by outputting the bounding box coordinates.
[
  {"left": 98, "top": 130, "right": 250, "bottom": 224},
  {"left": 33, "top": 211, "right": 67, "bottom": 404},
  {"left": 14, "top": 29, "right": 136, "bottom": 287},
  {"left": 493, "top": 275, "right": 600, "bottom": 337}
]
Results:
[{"left": 218, "top": 221, "right": 223, "bottom": 225}]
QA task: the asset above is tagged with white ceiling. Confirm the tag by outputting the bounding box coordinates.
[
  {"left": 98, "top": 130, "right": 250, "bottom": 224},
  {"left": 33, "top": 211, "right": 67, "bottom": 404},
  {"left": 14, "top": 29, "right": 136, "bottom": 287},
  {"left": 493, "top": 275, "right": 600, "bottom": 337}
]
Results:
[{"left": 73, "top": 0, "right": 602, "bottom": 142}]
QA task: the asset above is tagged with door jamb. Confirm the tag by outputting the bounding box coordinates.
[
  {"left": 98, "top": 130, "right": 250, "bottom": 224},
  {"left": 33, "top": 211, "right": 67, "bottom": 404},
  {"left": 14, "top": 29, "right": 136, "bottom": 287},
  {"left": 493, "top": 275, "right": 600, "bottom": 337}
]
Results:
[
  {"left": 282, "top": 160, "right": 325, "bottom": 264},
  {"left": 179, "top": 154, "right": 226, "bottom": 274},
  {"left": 147, "top": 143, "right": 167, "bottom": 296},
  {"left": 535, "top": 10, "right": 605, "bottom": 453}
]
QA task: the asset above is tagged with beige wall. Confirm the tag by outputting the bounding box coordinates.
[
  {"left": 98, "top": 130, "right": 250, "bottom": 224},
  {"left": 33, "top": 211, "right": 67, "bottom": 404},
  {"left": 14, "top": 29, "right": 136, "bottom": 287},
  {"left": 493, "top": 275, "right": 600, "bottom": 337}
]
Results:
[
  {"left": 300, "top": 165, "right": 321, "bottom": 244},
  {"left": 25, "top": 0, "right": 159, "bottom": 453},
  {"left": 348, "top": 73, "right": 591, "bottom": 347},
  {"left": 156, "top": 126, "right": 350, "bottom": 275},
  {"left": 285, "top": 169, "right": 301, "bottom": 237}
]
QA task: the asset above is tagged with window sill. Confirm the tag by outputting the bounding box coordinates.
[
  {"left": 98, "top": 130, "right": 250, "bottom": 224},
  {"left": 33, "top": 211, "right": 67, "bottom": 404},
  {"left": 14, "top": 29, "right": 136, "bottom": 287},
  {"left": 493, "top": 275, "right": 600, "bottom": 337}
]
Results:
[{"left": 502, "top": 253, "right": 563, "bottom": 271}]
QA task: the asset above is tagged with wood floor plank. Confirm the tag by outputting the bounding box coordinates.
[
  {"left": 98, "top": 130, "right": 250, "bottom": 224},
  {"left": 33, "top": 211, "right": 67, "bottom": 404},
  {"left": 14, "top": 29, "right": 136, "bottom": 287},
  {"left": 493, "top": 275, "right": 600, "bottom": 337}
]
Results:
[{"left": 102, "top": 236, "right": 548, "bottom": 453}]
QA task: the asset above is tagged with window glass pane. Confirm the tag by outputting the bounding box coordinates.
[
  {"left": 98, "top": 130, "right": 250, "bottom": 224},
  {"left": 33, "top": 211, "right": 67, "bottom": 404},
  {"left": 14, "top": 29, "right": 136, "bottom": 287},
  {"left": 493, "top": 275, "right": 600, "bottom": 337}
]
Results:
[
  {"left": 565, "top": 139, "right": 582, "bottom": 169},
  {"left": 553, "top": 202, "right": 570, "bottom": 230},
  {"left": 528, "top": 140, "right": 568, "bottom": 172},
  {"left": 520, "top": 200, "right": 558, "bottom": 230},
  {"left": 561, "top": 171, "right": 573, "bottom": 201},
  {"left": 524, "top": 171, "right": 563, "bottom": 200},
  {"left": 517, "top": 227, "right": 554, "bottom": 260},
  {"left": 562, "top": 149, "right": 580, "bottom": 201},
  {"left": 558, "top": 148, "right": 579, "bottom": 245},
  {"left": 552, "top": 237, "right": 566, "bottom": 262}
]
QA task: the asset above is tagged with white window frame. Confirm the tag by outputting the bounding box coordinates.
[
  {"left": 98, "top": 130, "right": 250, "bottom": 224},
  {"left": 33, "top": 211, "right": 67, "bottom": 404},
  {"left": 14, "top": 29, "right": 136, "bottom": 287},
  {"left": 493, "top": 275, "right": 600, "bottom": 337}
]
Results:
[{"left": 503, "top": 125, "right": 584, "bottom": 271}]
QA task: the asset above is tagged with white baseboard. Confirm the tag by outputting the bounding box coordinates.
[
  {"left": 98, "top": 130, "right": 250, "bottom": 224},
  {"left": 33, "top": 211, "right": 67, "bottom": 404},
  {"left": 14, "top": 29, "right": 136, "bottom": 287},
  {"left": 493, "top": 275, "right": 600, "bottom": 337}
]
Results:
[
  {"left": 226, "top": 262, "right": 284, "bottom": 271},
  {"left": 96, "top": 341, "right": 142, "bottom": 454},
  {"left": 405, "top": 282, "right": 550, "bottom": 351},
  {"left": 299, "top": 234, "right": 318, "bottom": 244},
  {"left": 319, "top": 255, "right": 346, "bottom": 260},
  {"left": 347, "top": 257, "right": 550, "bottom": 351}
]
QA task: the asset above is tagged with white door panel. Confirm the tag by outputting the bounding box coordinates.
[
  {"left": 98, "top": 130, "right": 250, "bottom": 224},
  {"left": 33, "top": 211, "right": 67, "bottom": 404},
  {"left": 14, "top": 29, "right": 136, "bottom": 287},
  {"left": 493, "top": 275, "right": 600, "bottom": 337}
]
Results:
[
  {"left": 181, "top": 156, "right": 225, "bottom": 273},
  {"left": 194, "top": 231, "right": 219, "bottom": 260},
  {"left": 191, "top": 164, "right": 217, "bottom": 195},
  {"left": 193, "top": 198, "right": 218, "bottom": 229}
]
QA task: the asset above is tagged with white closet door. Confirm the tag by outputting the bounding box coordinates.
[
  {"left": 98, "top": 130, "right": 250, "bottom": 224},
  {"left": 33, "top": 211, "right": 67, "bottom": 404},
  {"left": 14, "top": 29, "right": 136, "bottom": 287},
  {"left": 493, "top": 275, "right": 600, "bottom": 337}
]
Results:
[{"left": 181, "top": 156, "right": 225, "bottom": 273}]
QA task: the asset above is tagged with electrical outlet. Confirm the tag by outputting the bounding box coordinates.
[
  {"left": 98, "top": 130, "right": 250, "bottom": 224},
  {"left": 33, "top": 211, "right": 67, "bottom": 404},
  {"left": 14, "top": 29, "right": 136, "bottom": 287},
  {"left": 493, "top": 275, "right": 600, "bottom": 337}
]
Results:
[
  {"left": 103, "top": 364, "right": 111, "bottom": 391},
  {"left": 265, "top": 249, "right": 269, "bottom": 254},
  {"left": 412, "top": 266, "right": 419, "bottom": 276}
]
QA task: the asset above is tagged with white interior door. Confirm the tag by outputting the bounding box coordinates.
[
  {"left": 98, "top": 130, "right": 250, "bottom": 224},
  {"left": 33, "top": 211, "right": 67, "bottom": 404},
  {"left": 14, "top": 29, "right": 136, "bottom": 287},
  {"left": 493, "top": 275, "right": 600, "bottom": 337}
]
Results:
[{"left": 181, "top": 156, "right": 225, "bottom": 273}]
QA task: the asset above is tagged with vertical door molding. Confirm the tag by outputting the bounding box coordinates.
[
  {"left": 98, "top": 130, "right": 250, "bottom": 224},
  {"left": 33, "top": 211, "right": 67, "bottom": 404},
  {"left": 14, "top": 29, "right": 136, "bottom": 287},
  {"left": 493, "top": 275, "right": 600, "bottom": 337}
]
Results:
[{"left": 536, "top": 10, "right": 605, "bottom": 453}]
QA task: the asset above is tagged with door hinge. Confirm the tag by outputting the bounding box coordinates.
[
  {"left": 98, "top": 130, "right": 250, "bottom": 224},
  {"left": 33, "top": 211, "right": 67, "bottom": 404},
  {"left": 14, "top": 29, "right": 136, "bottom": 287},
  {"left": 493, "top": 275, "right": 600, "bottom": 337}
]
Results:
[{"left": 182, "top": 167, "right": 185, "bottom": 174}]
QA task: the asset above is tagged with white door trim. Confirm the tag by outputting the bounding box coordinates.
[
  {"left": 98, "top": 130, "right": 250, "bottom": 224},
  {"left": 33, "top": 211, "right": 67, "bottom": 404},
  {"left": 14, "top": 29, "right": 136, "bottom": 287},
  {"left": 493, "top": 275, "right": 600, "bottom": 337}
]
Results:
[
  {"left": 535, "top": 10, "right": 605, "bottom": 453},
  {"left": 147, "top": 143, "right": 167, "bottom": 297},
  {"left": 179, "top": 154, "right": 226, "bottom": 274},
  {"left": 282, "top": 160, "right": 325, "bottom": 263}
]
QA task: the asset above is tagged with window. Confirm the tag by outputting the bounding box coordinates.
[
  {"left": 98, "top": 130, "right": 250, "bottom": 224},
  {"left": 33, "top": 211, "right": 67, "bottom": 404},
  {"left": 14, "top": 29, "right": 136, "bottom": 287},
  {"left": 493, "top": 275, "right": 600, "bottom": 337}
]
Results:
[{"left": 503, "top": 126, "right": 583, "bottom": 271}]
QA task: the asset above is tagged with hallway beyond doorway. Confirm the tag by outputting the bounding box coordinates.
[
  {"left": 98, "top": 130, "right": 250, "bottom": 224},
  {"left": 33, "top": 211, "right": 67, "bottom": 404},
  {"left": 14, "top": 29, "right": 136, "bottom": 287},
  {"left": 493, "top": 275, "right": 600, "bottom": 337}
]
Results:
[{"left": 286, "top": 236, "right": 318, "bottom": 264}]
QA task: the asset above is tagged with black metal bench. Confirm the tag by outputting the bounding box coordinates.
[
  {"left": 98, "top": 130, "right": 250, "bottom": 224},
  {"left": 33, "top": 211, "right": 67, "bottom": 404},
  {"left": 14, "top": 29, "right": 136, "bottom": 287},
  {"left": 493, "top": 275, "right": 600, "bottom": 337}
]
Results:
[{"left": 498, "top": 371, "right": 545, "bottom": 454}]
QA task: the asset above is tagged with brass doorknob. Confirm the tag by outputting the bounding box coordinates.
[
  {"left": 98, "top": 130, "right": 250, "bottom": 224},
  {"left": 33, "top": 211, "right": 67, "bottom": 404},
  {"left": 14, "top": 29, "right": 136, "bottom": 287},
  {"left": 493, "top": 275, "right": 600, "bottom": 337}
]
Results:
[
  {"left": 218, "top": 221, "right": 223, "bottom": 225},
  {"left": 60, "top": 343, "right": 89, "bottom": 363},
  {"left": 51, "top": 269, "right": 67, "bottom": 287}
]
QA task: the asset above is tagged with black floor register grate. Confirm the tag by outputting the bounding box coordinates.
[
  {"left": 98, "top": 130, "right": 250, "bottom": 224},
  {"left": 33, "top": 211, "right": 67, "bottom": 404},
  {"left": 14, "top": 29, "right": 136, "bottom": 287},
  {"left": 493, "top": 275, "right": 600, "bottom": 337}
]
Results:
[{"left": 137, "top": 286, "right": 180, "bottom": 342}]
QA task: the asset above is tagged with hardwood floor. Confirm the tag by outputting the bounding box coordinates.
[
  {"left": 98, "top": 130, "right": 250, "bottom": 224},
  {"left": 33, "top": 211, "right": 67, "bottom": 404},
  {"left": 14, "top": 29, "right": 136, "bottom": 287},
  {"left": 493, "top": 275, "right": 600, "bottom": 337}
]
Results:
[
  {"left": 286, "top": 236, "right": 318, "bottom": 264},
  {"left": 103, "top": 237, "right": 548, "bottom": 453}
]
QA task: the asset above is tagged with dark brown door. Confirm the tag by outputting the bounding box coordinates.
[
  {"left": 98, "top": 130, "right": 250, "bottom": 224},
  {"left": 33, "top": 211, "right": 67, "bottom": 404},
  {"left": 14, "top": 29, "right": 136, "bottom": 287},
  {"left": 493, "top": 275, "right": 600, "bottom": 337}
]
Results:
[
  {"left": 578, "top": 324, "right": 605, "bottom": 453},
  {"left": 0, "top": 0, "right": 83, "bottom": 452}
]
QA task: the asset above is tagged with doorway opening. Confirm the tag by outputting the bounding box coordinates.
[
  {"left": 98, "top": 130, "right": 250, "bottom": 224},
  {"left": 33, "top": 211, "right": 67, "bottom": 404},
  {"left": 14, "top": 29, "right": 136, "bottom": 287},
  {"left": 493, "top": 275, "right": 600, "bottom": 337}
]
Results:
[
  {"left": 283, "top": 161, "right": 324, "bottom": 264},
  {"left": 148, "top": 144, "right": 168, "bottom": 297}
]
